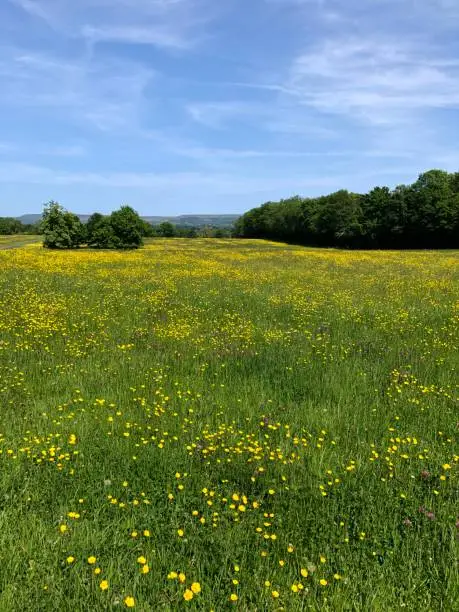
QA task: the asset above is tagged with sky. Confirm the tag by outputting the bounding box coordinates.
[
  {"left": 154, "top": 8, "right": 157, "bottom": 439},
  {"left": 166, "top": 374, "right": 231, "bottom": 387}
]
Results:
[{"left": 0, "top": 0, "right": 458, "bottom": 217}]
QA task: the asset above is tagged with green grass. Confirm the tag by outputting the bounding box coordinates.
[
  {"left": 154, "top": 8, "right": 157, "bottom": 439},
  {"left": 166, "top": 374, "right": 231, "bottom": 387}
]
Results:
[
  {"left": 0, "top": 235, "right": 41, "bottom": 249},
  {"left": 0, "top": 239, "right": 457, "bottom": 611}
]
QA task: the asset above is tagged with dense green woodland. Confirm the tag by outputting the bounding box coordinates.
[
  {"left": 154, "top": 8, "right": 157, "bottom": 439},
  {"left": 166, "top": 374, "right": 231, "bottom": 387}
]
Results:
[
  {"left": 234, "top": 169, "right": 459, "bottom": 248},
  {"left": 0, "top": 217, "right": 39, "bottom": 235}
]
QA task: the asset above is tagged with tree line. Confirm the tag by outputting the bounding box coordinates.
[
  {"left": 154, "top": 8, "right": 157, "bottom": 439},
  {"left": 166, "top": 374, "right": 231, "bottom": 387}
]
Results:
[
  {"left": 0, "top": 217, "right": 39, "bottom": 235},
  {"left": 39, "top": 201, "right": 232, "bottom": 249},
  {"left": 148, "top": 221, "right": 231, "bottom": 239},
  {"left": 40, "top": 202, "right": 146, "bottom": 249},
  {"left": 234, "top": 169, "right": 459, "bottom": 249}
]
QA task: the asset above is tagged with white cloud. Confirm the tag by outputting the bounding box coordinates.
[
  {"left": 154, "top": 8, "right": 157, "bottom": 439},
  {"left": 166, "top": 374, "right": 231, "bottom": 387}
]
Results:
[
  {"left": 185, "top": 101, "right": 263, "bottom": 128},
  {"left": 0, "top": 161, "right": 347, "bottom": 194},
  {"left": 3, "top": 0, "right": 458, "bottom": 209},
  {"left": 0, "top": 47, "right": 154, "bottom": 131},
  {"left": 0, "top": 141, "right": 86, "bottom": 156},
  {"left": 284, "top": 37, "right": 459, "bottom": 125},
  {"left": 2, "top": 1, "right": 211, "bottom": 133},
  {"left": 168, "top": 144, "right": 351, "bottom": 160},
  {"left": 8, "top": 0, "right": 53, "bottom": 23},
  {"left": 9, "top": 0, "right": 208, "bottom": 49},
  {"left": 81, "top": 25, "right": 190, "bottom": 49},
  {"left": 39, "top": 144, "right": 87, "bottom": 157},
  {"left": 266, "top": 0, "right": 459, "bottom": 11}
]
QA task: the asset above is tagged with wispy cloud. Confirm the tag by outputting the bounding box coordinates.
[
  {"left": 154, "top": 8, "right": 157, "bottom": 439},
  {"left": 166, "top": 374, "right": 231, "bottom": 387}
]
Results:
[
  {"left": 2, "top": 0, "right": 211, "bottom": 135},
  {"left": 81, "top": 25, "right": 190, "bottom": 50},
  {"left": 8, "top": 0, "right": 54, "bottom": 25},
  {"left": 0, "top": 141, "right": 86, "bottom": 157},
  {"left": 185, "top": 101, "right": 265, "bottom": 129},
  {"left": 10, "top": 0, "right": 209, "bottom": 49},
  {"left": 1, "top": 0, "right": 458, "bottom": 216},
  {"left": 285, "top": 37, "right": 459, "bottom": 125},
  {"left": 39, "top": 144, "right": 87, "bottom": 157},
  {"left": 0, "top": 47, "right": 155, "bottom": 131},
  {"left": 0, "top": 161, "right": 347, "bottom": 194},
  {"left": 167, "top": 144, "right": 353, "bottom": 160}
]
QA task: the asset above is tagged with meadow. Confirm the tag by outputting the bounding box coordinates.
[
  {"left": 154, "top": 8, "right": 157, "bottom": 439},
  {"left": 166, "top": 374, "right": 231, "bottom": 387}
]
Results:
[
  {"left": 0, "top": 237, "right": 457, "bottom": 611},
  {"left": 0, "top": 235, "right": 42, "bottom": 249}
]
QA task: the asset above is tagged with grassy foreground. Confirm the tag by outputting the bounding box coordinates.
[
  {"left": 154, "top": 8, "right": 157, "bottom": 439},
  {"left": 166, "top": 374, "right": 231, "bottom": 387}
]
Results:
[{"left": 0, "top": 239, "right": 457, "bottom": 611}]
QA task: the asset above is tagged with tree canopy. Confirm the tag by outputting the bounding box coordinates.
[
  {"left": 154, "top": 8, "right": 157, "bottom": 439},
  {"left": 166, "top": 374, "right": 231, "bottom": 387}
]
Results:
[
  {"left": 234, "top": 169, "right": 459, "bottom": 249},
  {"left": 0, "top": 217, "right": 39, "bottom": 235},
  {"left": 40, "top": 201, "right": 85, "bottom": 249},
  {"left": 41, "top": 202, "right": 145, "bottom": 249}
]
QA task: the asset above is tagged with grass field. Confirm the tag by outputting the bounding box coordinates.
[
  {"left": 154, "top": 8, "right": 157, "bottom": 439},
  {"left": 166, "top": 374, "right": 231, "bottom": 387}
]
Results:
[
  {"left": 0, "top": 238, "right": 457, "bottom": 611},
  {"left": 0, "top": 235, "right": 41, "bottom": 249}
]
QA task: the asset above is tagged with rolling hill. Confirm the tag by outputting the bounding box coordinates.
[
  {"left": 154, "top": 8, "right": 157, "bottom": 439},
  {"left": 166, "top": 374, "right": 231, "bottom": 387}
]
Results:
[{"left": 16, "top": 213, "right": 239, "bottom": 228}]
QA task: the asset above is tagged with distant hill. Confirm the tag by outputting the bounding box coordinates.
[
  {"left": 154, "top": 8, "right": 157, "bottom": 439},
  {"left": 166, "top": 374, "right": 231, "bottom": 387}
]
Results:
[
  {"left": 16, "top": 213, "right": 239, "bottom": 228},
  {"left": 15, "top": 214, "right": 44, "bottom": 225}
]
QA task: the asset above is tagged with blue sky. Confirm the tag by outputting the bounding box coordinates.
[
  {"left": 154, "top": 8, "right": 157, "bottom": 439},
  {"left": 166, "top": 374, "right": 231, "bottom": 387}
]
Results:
[{"left": 1, "top": 0, "right": 458, "bottom": 216}]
